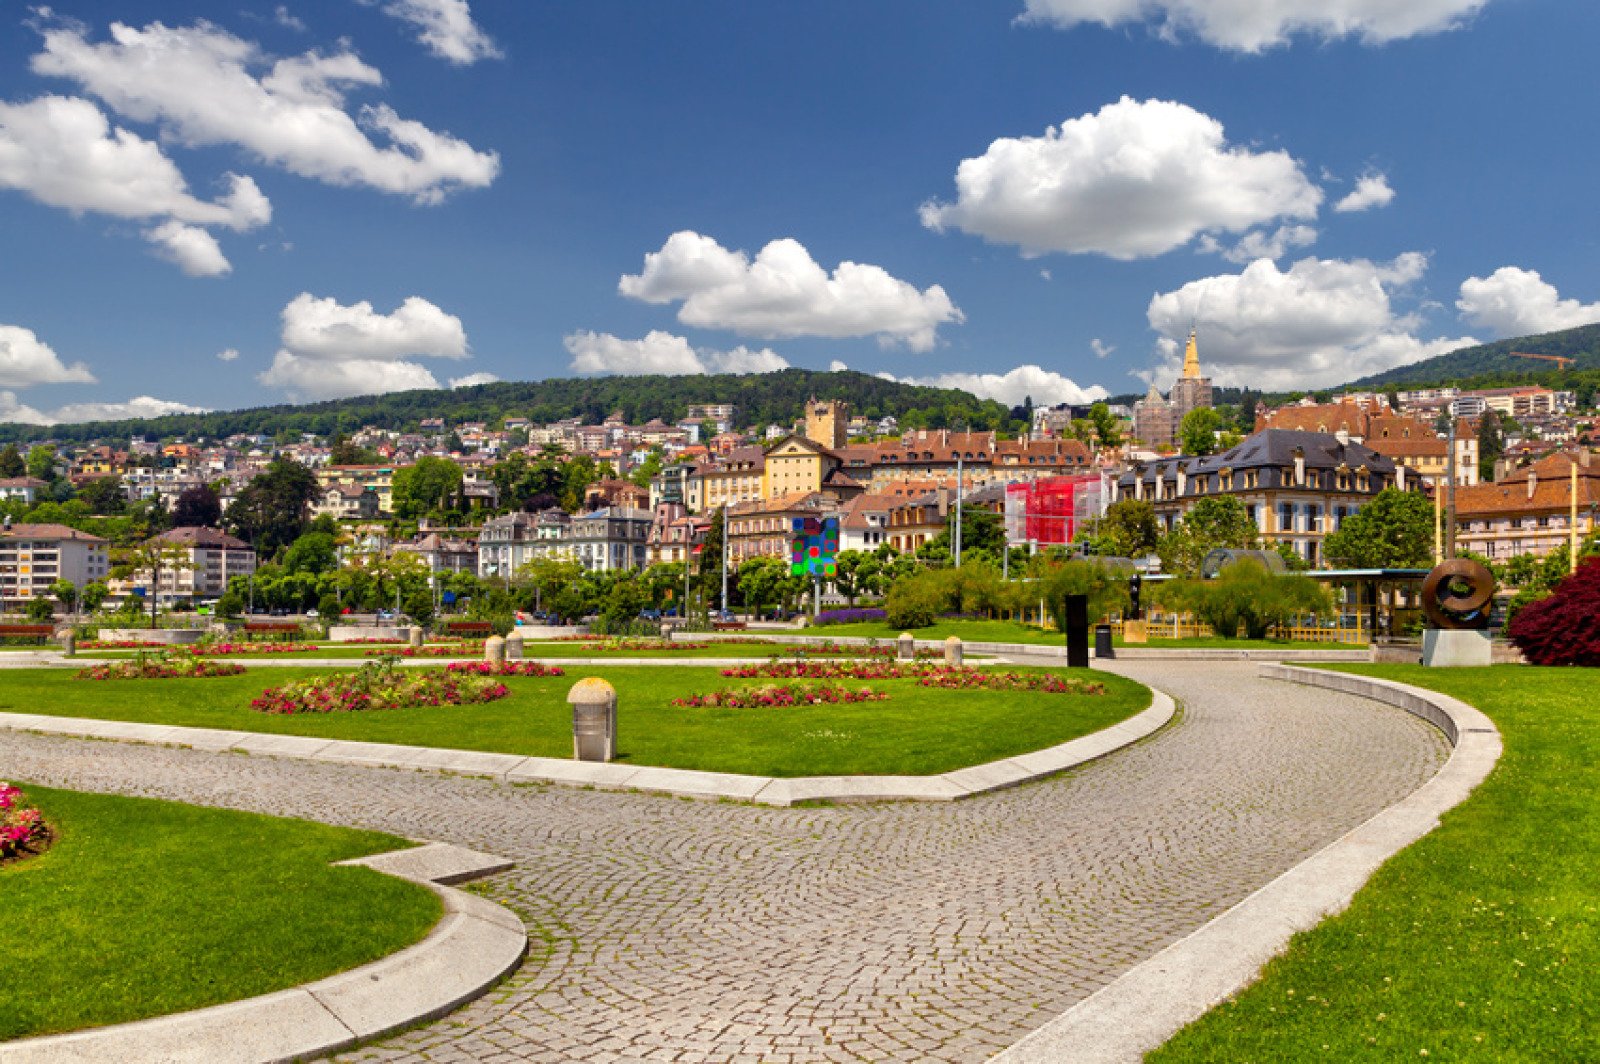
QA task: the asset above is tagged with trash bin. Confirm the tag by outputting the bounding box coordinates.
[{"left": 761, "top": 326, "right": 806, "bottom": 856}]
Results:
[{"left": 1094, "top": 623, "right": 1114, "bottom": 660}]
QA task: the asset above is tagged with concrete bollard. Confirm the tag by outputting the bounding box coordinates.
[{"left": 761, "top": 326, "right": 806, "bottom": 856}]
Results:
[
  {"left": 569, "top": 677, "right": 617, "bottom": 762},
  {"left": 660, "top": 623, "right": 674, "bottom": 641},
  {"left": 485, "top": 634, "right": 506, "bottom": 665},
  {"left": 944, "top": 635, "right": 963, "bottom": 666},
  {"left": 60, "top": 629, "right": 75, "bottom": 657},
  {"left": 409, "top": 626, "right": 424, "bottom": 649},
  {"left": 898, "top": 632, "right": 916, "bottom": 661},
  {"left": 504, "top": 631, "right": 525, "bottom": 660}
]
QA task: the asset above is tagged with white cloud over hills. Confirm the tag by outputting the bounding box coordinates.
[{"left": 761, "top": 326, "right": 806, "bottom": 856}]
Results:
[
  {"left": 32, "top": 19, "right": 499, "bottom": 204},
  {"left": 566, "top": 331, "right": 790, "bottom": 376},
  {"left": 620, "top": 231, "right": 963, "bottom": 352},
  {"left": 1456, "top": 266, "right": 1600, "bottom": 337},
  {"left": 880, "top": 365, "right": 1108, "bottom": 408},
  {"left": 1147, "top": 253, "right": 1475, "bottom": 389},
  {"left": 1018, "top": 0, "right": 1493, "bottom": 53},
  {"left": 260, "top": 293, "right": 481, "bottom": 400},
  {"left": 920, "top": 97, "right": 1321, "bottom": 260},
  {"left": 0, "top": 324, "right": 200, "bottom": 425}
]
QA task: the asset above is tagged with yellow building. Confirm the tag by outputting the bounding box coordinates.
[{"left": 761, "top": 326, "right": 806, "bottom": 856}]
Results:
[
  {"left": 763, "top": 435, "right": 840, "bottom": 499},
  {"left": 700, "top": 446, "right": 766, "bottom": 510},
  {"left": 316, "top": 464, "right": 397, "bottom": 514}
]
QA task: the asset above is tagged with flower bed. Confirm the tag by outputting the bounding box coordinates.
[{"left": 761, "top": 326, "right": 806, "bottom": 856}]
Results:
[
  {"left": 445, "top": 661, "right": 566, "bottom": 677},
  {"left": 78, "top": 640, "right": 163, "bottom": 650},
  {"left": 722, "top": 660, "right": 941, "bottom": 680},
  {"left": 365, "top": 642, "right": 483, "bottom": 657},
  {"left": 672, "top": 682, "right": 888, "bottom": 709},
  {"left": 1, "top": 782, "right": 48, "bottom": 863},
  {"left": 341, "top": 637, "right": 406, "bottom": 645},
  {"left": 250, "top": 662, "right": 510, "bottom": 714},
  {"left": 792, "top": 640, "right": 933, "bottom": 660},
  {"left": 553, "top": 636, "right": 715, "bottom": 652},
  {"left": 916, "top": 670, "right": 1105, "bottom": 695},
  {"left": 75, "top": 655, "right": 247, "bottom": 680},
  {"left": 193, "top": 642, "right": 316, "bottom": 656}
]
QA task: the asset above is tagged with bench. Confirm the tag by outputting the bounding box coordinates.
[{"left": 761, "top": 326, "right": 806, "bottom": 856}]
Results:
[
  {"left": 243, "top": 622, "right": 306, "bottom": 640},
  {"left": 0, "top": 624, "right": 57, "bottom": 644},
  {"left": 712, "top": 621, "right": 748, "bottom": 631}
]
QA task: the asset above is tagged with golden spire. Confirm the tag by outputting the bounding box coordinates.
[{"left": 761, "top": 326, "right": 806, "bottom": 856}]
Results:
[{"left": 1181, "top": 327, "right": 1201, "bottom": 379}]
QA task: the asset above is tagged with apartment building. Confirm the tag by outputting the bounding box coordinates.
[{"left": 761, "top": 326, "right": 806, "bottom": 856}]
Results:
[
  {"left": 0, "top": 523, "right": 110, "bottom": 609},
  {"left": 143, "top": 526, "right": 257, "bottom": 605}
]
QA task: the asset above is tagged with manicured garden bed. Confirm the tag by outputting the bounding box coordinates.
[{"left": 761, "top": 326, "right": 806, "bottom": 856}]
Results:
[
  {"left": 0, "top": 784, "right": 439, "bottom": 1041},
  {"left": 782, "top": 619, "right": 1068, "bottom": 645},
  {"left": 0, "top": 665, "right": 1149, "bottom": 777},
  {"left": 1151, "top": 664, "right": 1598, "bottom": 1063},
  {"left": 1112, "top": 636, "right": 1367, "bottom": 650}
]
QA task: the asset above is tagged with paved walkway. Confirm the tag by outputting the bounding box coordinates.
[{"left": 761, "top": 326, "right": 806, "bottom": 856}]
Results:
[{"left": 0, "top": 661, "right": 1449, "bottom": 1063}]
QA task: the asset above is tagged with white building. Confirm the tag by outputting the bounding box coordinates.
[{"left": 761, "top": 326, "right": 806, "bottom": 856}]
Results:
[{"left": 0, "top": 523, "right": 111, "bottom": 609}]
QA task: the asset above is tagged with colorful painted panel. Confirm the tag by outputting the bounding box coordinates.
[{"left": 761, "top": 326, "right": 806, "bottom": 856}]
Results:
[{"left": 790, "top": 516, "right": 839, "bottom": 577}]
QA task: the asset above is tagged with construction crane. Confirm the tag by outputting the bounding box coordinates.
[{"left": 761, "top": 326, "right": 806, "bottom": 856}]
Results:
[{"left": 1509, "top": 351, "right": 1575, "bottom": 370}]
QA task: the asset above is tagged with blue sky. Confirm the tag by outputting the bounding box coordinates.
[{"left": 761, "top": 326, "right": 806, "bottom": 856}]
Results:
[{"left": 1, "top": 0, "right": 1596, "bottom": 424}]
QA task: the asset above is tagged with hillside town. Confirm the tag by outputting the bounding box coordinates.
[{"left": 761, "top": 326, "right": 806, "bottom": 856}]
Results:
[{"left": 2, "top": 336, "right": 1597, "bottom": 623}]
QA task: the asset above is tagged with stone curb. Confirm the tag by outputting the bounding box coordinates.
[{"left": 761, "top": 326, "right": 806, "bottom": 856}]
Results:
[
  {"left": 0, "top": 689, "right": 1174, "bottom": 808},
  {"left": 0, "top": 843, "right": 527, "bottom": 1064},
  {"left": 991, "top": 664, "right": 1502, "bottom": 1064}
]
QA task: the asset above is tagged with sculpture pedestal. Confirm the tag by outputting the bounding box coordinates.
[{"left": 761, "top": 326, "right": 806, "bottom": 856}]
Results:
[
  {"left": 1422, "top": 628, "right": 1492, "bottom": 667},
  {"left": 1122, "top": 620, "right": 1148, "bottom": 644}
]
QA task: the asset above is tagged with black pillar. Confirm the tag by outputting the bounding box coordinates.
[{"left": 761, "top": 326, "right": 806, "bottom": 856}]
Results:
[{"left": 1064, "top": 594, "right": 1089, "bottom": 668}]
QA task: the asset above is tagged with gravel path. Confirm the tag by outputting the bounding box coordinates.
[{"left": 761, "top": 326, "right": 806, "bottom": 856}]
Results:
[{"left": 0, "top": 660, "right": 1448, "bottom": 1062}]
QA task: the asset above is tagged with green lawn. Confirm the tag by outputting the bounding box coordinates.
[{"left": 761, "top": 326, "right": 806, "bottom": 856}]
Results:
[
  {"left": 1151, "top": 664, "right": 1599, "bottom": 1063},
  {"left": 85, "top": 642, "right": 930, "bottom": 661},
  {"left": 1112, "top": 636, "right": 1368, "bottom": 650},
  {"left": 0, "top": 784, "right": 440, "bottom": 1041},
  {"left": 0, "top": 665, "right": 1148, "bottom": 777},
  {"left": 798, "top": 619, "right": 1067, "bottom": 645}
]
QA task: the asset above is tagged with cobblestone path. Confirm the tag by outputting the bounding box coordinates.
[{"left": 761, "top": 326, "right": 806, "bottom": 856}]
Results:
[{"left": 1, "top": 661, "right": 1448, "bottom": 1062}]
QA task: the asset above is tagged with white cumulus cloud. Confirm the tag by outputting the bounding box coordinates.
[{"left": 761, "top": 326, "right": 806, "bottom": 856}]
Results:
[
  {"left": 449, "top": 371, "right": 500, "bottom": 388},
  {"left": 0, "top": 390, "right": 203, "bottom": 426},
  {"left": 1455, "top": 266, "right": 1600, "bottom": 337},
  {"left": 216, "top": 347, "right": 241, "bottom": 361},
  {"left": 376, "top": 0, "right": 501, "bottom": 65},
  {"left": 0, "top": 324, "right": 97, "bottom": 388},
  {"left": 921, "top": 97, "right": 1322, "bottom": 260},
  {"left": 1335, "top": 173, "right": 1396, "bottom": 213},
  {"left": 0, "top": 94, "right": 269, "bottom": 274},
  {"left": 32, "top": 19, "right": 499, "bottom": 204},
  {"left": 619, "top": 231, "right": 963, "bottom": 352},
  {"left": 883, "top": 365, "right": 1109, "bottom": 407},
  {"left": 260, "top": 292, "right": 477, "bottom": 400},
  {"left": 1199, "top": 223, "right": 1319, "bottom": 264},
  {"left": 1018, "top": 0, "right": 1492, "bottom": 53},
  {"left": 1147, "top": 253, "right": 1475, "bottom": 389},
  {"left": 565, "top": 330, "right": 791, "bottom": 377}
]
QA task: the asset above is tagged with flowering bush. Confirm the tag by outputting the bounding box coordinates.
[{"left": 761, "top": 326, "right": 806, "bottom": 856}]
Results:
[
  {"left": 79, "top": 639, "right": 165, "bottom": 649},
  {"left": 791, "top": 640, "right": 933, "bottom": 660},
  {"left": 1, "top": 782, "right": 48, "bottom": 862},
  {"left": 250, "top": 661, "right": 510, "bottom": 714},
  {"left": 365, "top": 642, "right": 483, "bottom": 657},
  {"left": 916, "top": 670, "right": 1105, "bottom": 695},
  {"left": 194, "top": 642, "right": 315, "bottom": 656},
  {"left": 673, "top": 682, "right": 888, "bottom": 708},
  {"left": 76, "top": 653, "right": 247, "bottom": 680},
  {"left": 812, "top": 608, "right": 887, "bottom": 626},
  {"left": 446, "top": 661, "right": 566, "bottom": 677}
]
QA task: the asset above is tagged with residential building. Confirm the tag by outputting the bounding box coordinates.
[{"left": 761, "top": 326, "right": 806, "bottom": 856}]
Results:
[
  {"left": 686, "top": 404, "right": 737, "bottom": 433},
  {"left": 394, "top": 533, "right": 478, "bottom": 575},
  {"left": 701, "top": 446, "right": 765, "bottom": 510},
  {"left": 0, "top": 523, "right": 110, "bottom": 609},
  {"left": 834, "top": 431, "right": 1091, "bottom": 493},
  {"left": 837, "top": 493, "right": 894, "bottom": 552},
  {"left": 144, "top": 526, "right": 256, "bottom": 605},
  {"left": 0, "top": 477, "right": 50, "bottom": 505},
  {"left": 727, "top": 492, "right": 836, "bottom": 564},
  {"left": 1455, "top": 449, "right": 1600, "bottom": 562},
  {"left": 558, "top": 507, "right": 652, "bottom": 572},
  {"left": 886, "top": 488, "right": 952, "bottom": 554},
  {"left": 1112, "top": 429, "right": 1409, "bottom": 567},
  {"left": 477, "top": 511, "right": 542, "bottom": 581},
  {"left": 312, "top": 483, "right": 382, "bottom": 520},
  {"left": 315, "top": 464, "right": 397, "bottom": 514}
]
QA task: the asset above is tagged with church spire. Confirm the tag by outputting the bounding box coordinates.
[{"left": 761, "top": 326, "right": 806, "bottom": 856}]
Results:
[{"left": 1181, "top": 327, "right": 1201, "bottom": 379}]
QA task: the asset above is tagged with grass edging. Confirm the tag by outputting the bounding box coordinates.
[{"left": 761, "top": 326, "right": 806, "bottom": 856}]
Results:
[{"left": 992, "top": 664, "right": 1497, "bottom": 1064}]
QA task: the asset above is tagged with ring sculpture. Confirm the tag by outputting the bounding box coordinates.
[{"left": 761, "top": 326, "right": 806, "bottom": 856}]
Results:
[{"left": 1421, "top": 558, "right": 1496, "bottom": 630}]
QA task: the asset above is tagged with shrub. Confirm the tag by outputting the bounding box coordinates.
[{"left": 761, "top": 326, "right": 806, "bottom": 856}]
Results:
[
  {"left": 0, "top": 781, "right": 48, "bottom": 862},
  {"left": 1507, "top": 557, "right": 1600, "bottom": 666},
  {"left": 885, "top": 577, "right": 941, "bottom": 629}
]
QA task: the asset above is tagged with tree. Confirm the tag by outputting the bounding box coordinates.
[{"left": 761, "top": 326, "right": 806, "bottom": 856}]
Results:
[
  {"left": 831, "top": 550, "right": 882, "bottom": 605},
  {"left": 1156, "top": 559, "right": 1333, "bottom": 639},
  {"left": 1089, "top": 402, "right": 1122, "bottom": 449},
  {"left": 283, "top": 531, "right": 338, "bottom": 575},
  {"left": 50, "top": 579, "right": 78, "bottom": 614},
  {"left": 1178, "top": 408, "right": 1223, "bottom": 456},
  {"left": 1086, "top": 499, "right": 1160, "bottom": 559},
  {"left": 1321, "top": 488, "right": 1434, "bottom": 569},
  {"left": 78, "top": 580, "right": 108, "bottom": 613},
  {"left": 24, "top": 597, "right": 55, "bottom": 622},
  {"left": 1036, "top": 558, "right": 1132, "bottom": 627},
  {"left": 329, "top": 434, "right": 379, "bottom": 465},
  {"left": 1477, "top": 409, "right": 1504, "bottom": 482},
  {"left": 0, "top": 444, "right": 24, "bottom": 478},
  {"left": 629, "top": 447, "right": 665, "bottom": 489},
  {"left": 1157, "top": 496, "right": 1259, "bottom": 577},
  {"left": 391, "top": 456, "right": 465, "bottom": 518},
  {"left": 72, "top": 476, "right": 123, "bottom": 515},
  {"left": 737, "top": 556, "right": 786, "bottom": 619},
  {"left": 227, "top": 457, "right": 319, "bottom": 555},
  {"left": 25, "top": 445, "right": 56, "bottom": 481},
  {"left": 172, "top": 484, "right": 222, "bottom": 528}
]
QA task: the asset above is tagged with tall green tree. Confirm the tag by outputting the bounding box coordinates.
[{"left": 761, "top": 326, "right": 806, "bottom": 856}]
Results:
[
  {"left": 171, "top": 483, "right": 222, "bottom": 527},
  {"left": 1321, "top": 488, "right": 1434, "bottom": 569},
  {"left": 1477, "top": 409, "right": 1504, "bottom": 482},
  {"left": 1178, "top": 408, "right": 1223, "bottom": 456},
  {"left": 1085, "top": 498, "right": 1160, "bottom": 558},
  {"left": 25, "top": 445, "right": 56, "bottom": 481},
  {"left": 390, "top": 456, "right": 464, "bottom": 518},
  {"left": 1157, "top": 496, "right": 1260, "bottom": 576},
  {"left": 226, "top": 457, "right": 319, "bottom": 554},
  {"left": 1089, "top": 402, "right": 1122, "bottom": 449},
  {"left": 0, "top": 444, "right": 26, "bottom": 478}
]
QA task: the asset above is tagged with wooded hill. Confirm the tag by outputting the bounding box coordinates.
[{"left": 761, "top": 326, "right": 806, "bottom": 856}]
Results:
[
  {"left": 0, "top": 369, "right": 1018, "bottom": 445},
  {"left": 1346, "top": 323, "right": 1600, "bottom": 390}
]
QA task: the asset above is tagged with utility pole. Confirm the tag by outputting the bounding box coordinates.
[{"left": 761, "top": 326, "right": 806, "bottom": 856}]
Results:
[
  {"left": 1444, "top": 415, "right": 1459, "bottom": 560},
  {"left": 1572, "top": 457, "right": 1580, "bottom": 574},
  {"left": 953, "top": 453, "right": 964, "bottom": 568},
  {"left": 720, "top": 503, "right": 729, "bottom": 613}
]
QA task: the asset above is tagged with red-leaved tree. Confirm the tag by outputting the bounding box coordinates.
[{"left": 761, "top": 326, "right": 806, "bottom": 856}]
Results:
[{"left": 1507, "top": 557, "right": 1600, "bottom": 667}]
